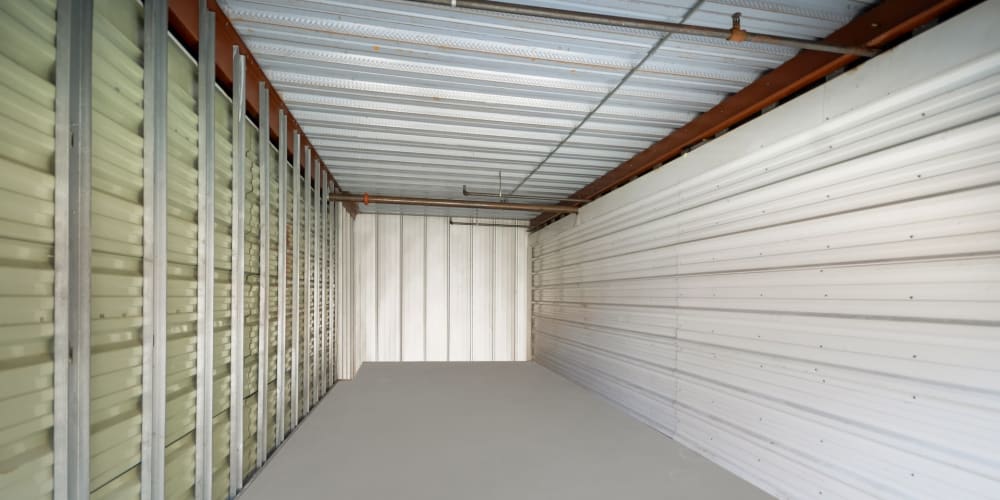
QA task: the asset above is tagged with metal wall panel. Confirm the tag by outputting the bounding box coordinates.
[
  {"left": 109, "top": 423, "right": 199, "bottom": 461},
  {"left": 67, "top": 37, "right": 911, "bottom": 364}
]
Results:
[
  {"left": 376, "top": 215, "right": 401, "bottom": 361},
  {"left": 211, "top": 86, "right": 233, "bottom": 500},
  {"left": 447, "top": 224, "right": 471, "bottom": 362},
  {"left": 89, "top": 0, "right": 144, "bottom": 495},
  {"left": 266, "top": 143, "right": 279, "bottom": 455},
  {"left": 354, "top": 214, "right": 530, "bottom": 363},
  {"left": 3, "top": 5, "right": 339, "bottom": 495},
  {"left": 284, "top": 156, "right": 295, "bottom": 432},
  {"left": 0, "top": 1, "right": 57, "bottom": 498},
  {"left": 241, "top": 117, "right": 260, "bottom": 481},
  {"left": 424, "top": 218, "right": 449, "bottom": 361},
  {"left": 401, "top": 216, "right": 425, "bottom": 361},
  {"left": 531, "top": 4, "right": 1000, "bottom": 499},
  {"left": 335, "top": 203, "right": 357, "bottom": 379},
  {"left": 164, "top": 37, "right": 198, "bottom": 500}
]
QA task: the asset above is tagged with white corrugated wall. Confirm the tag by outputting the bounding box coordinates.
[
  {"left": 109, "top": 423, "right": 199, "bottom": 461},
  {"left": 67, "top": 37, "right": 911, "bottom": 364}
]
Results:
[
  {"left": 336, "top": 202, "right": 357, "bottom": 379},
  {"left": 350, "top": 214, "right": 530, "bottom": 366},
  {"left": 531, "top": 2, "right": 1000, "bottom": 499}
]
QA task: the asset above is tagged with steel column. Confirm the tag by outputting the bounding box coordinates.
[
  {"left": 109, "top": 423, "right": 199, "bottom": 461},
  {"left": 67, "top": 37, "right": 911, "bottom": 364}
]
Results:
[
  {"left": 291, "top": 133, "right": 302, "bottom": 425},
  {"left": 54, "top": 0, "right": 93, "bottom": 497},
  {"left": 229, "top": 47, "right": 247, "bottom": 497},
  {"left": 256, "top": 81, "right": 270, "bottom": 467},
  {"left": 276, "top": 110, "right": 288, "bottom": 444},
  {"left": 194, "top": 2, "right": 216, "bottom": 498},
  {"left": 141, "top": 0, "right": 169, "bottom": 498}
]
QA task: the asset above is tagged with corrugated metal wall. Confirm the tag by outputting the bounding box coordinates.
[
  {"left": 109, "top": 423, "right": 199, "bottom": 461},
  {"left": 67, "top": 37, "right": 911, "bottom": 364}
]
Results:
[
  {"left": 0, "top": 1, "right": 57, "bottom": 498},
  {"left": 353, "top": 214, "right": 530, "bottom": 364},
  {"left": 336, "top": 203, "right": 357, "bottom": 379},
  {"left": 212, "top": 85, "right": 234, "bottom": 500},
  {"left": 165, "top": 36, "right": 199, "bottom": 500},
  {"left": 532, "top": 3, "right": 1000, "bottom": 499},
  {"left": 90, "top": 1, "right": 145, "bottom": 495},
  {"left": 1, "top": 1, "right": 341, "bottom": 498}
]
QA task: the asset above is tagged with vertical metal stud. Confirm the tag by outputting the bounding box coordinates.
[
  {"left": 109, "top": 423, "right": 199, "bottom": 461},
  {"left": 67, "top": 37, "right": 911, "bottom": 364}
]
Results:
[
  {"left": 276, "top": 110, "right": 288, "bottom": 445},
  {"left": 317, "top": 169, "right": 324, "bottom": 397},
  {"left": 312, "top": 160, "right": 321, "bottom": 405},
  {"left": 229, "top": 47, "right": 247, "bottom": 497},
  {"left": 195, "top": 2, "right": 216, "bottom": 498},
  {"left": 328, "top": 182, "right": 335, "bottom": 388},
  {"left": 141, "top": 0, "right": 169, "bottom": 498},
  {"left": 257, "top": 81, "right": 270, "bottom": 467},
  {"left": 318, "top": 172, "right": 327, "bottom": 395},
  {"left": 55, "top": 0, "right": 93, "bottom": 497},
  {"left": 303, "top": 149, "right": 312, "bottom": 413},
  {"left": 291, "top": 133, "right": 301, "bottom": 426},
  {"left": 322, "top": 190, "right": 328, "bottom": 390}
]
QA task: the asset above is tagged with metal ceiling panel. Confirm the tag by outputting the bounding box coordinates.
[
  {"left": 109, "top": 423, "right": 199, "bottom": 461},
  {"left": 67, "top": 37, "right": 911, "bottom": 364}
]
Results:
[{"left": 219, "top": 0, "right": 872, "bottom": 218}]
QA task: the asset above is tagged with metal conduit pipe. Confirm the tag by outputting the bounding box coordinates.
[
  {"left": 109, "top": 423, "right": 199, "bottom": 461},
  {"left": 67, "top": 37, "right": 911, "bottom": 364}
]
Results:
[
  {"left": 330, "top": 193, "right": 579, "bottom": 213},
  {"left": 462, "top": 185, "right": 589, "bottom": 204},
  {"left": 406, "top": 0, "right": 880, "bottom": 57}
]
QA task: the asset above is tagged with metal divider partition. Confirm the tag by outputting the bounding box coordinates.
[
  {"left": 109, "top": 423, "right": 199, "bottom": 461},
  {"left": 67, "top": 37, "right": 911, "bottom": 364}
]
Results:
[{"left": 41, "top": 5, "right": 342, "bottom": 497}]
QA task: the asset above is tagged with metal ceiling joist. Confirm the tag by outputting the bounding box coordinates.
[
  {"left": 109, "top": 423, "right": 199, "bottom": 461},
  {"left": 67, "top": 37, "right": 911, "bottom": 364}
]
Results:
[
  {"left": 167, "top": 0, "right": 358, "bottom": 215},
  {"left": 529, "top": 0, "right": 975, "bottom": 231}
]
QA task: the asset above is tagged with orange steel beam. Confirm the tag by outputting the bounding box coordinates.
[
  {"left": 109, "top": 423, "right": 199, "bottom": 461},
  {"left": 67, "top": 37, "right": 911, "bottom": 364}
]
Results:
[
  {"left": 529, "top": 0, "right": 974, "bottom": 231},
  {"left": 168, "top": 0, "right": 358, "bottom": 216}
]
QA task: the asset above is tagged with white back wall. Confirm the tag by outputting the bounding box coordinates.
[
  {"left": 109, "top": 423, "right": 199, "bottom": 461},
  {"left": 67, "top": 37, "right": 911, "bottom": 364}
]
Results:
[
  {"left": 336, "top": 202, "right": 358, "bottom": 379},
  {"left": 531, "top": 2, "right": 1000, "bottom": 499},
  {"left": 353, "top": 214, "right": 530, "bottom": 364}
]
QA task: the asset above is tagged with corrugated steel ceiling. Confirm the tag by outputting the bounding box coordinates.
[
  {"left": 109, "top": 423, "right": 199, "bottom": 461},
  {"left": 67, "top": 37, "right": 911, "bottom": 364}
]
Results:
[{"left": 219, "top": 0, "right": 874, "bottom": 219}]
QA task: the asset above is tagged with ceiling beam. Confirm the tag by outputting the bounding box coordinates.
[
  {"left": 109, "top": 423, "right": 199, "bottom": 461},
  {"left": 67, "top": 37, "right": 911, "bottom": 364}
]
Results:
[
  {"left": 167, "top": 0, "right": 358, "bottom": 216},
  {"left": 529, "top": 0, "right": 975, "bottom": 231}
]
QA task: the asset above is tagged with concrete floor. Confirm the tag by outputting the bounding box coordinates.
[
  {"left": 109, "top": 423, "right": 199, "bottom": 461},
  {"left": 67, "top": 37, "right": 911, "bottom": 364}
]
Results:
[{"left": 239, "top": 362, "right": 771, "bottom": 500}]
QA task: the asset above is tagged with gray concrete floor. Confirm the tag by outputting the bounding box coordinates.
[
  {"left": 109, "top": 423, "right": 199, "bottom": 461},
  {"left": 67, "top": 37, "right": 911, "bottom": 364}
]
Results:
[{"left": 239, "top": 362, "right": 771, "bottom": 500}]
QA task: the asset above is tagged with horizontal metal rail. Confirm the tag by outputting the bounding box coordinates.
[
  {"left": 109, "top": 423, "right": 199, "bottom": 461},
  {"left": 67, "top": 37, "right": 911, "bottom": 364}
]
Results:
[
  {"left": 462, "top": 185, "right": 588, "bottom": 204},
  {"left": 407, "top": 0, "right": 880, "bottom": 57},
  {"left": 330, "top": 193, "right": 579, "bottom": 213},
  {"left": 449, "top": 218, "right": 530, "bottom": 229}
]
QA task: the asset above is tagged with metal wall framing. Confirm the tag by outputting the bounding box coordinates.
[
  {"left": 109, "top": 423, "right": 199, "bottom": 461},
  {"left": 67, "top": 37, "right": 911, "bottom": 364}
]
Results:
[
  {"left": 194, "top": 2, "right": 215, "bottom": 499},
  {"left": 290, "top": 133, "right": 301, "bottom": 425},
  {"left": 228, "top": 47, "right": 246, "bottom": 497},
  {"left": 9, "top": 1, "right": 359, "bottom": 498},
  {"left": 275, "top": 110, "right": 287, "bottom": 444},
  {"left": 531, "top": 3, "right": 1000, "bottom": 498},
  {"left": 53, "top": 0, "right": 92, "bottom": 497},
  {"left": 256, "top": 81, "right": 270, "bottom": 468},
  {"left": 353, "top": 214, "right": 530, "bottom": 364}
]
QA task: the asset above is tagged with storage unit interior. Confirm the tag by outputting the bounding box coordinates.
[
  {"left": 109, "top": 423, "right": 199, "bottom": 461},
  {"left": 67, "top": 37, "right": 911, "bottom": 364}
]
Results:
[{"left": 0, "top": 0, "right": 997, "bottom": 499}]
